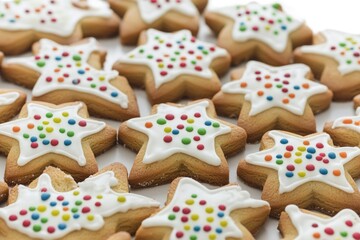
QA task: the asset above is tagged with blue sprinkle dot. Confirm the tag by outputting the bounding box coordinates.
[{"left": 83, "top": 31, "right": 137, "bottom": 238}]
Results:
[
  {"left": 217, "top": 212, "right": 224, "bottom": 218},
  {"left": 73, "top": 214, "right": 80, "bottom": 219},
  {"left": 276, "top": 154, "right": 282, "bottom": 159},
  {"left": 64, "top": 140, "right": 72, "bottom": 146},
  {"left": 294, "top": 85, "right": 300, "bottom": 90},
  {"left": 280, "top": 139, "right": 288, "bottom": 144},
  {"left": 197, "top": 46, "right": 204, "bottom": 50},
  {"left": 216, "top": 228, "right": 223, "bottom": 234},
  {"left": 204, "top": 120, "right": 212, "bottom": 126},
  {"left": 307, "top": 147, "right": 316, "bottom": 154},
  {"left": 68, "top": 119, "right": 76, "bottom": 125},
  {"left": 328, "top": 152, "right": 336, "bottom": 159},
  {"left": 286, "top": 172, "right": 294, "bottom": 178},
  {"left": 111, "top": 92, "right": 118, "bottom": 97},
  {"left": 194, "top": 226, "right": 201, "bottom": 232},
  {"left": 306, "top": 154, "right": 312, "bottom": 159},
  {"left": 62, "top": 201, "right": 69, "bottom": 206},
  {"left": 319, "top": 168, "right": 328, "bottom": 175},
  {"left": 72, "top": 79, "right": 80, "bottom": 85},
  {"left": 172, "top": 129, "right": 179, "bottom": 135},
  {"left": 78, "top": 70, "right": 85, "bottom": 75},
  {"left": 58, "top": 223, "right": 67, "bottom": 230},
  {"left": 266, "top": 96, "right": 273, "bottom": 101},
  {"left": 41, "top": 193, "right": 51, "bottom": 201},
  {"left": 9, "top": 19, "right": 16, "bottom": 23},
  {"left": 30, "top": 136, "right": 38, "bottom": 142},
  {"left": 32, "top": 213, "right": 40, "bottom": 220},
  {"left": 42, "top": 140, "right": 50, "bottom": 145},
  {"left": 55, "top": 56, "right": 62, "bottom": 61},
  {"left": 281, "top": 25, "right": 287, "bottom": 30},
  {"left": 50, "top": 202, "right": 57, "bottom": 207}
]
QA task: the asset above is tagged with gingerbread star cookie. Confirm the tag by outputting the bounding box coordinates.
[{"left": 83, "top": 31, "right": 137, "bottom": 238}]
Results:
[
  {"left": 0, "top": 89, "right": 26, "bottom": 123},
  {"left": 279, "top": 205, "right": 360, "bottom": 240},
  {"left": 238, "top": 130, "right": 360, "bottom": 217},
  {"left": 118, "top": 100, "right": 247, "bottom": 188},
  {"left": 295, "top": 30, "right": 360, "bottom": 101},
  {"left": 212, "top": 61, "right": 332, "bottom": 143},
  {"left": 205, "top": 2, "right": 312, "bottom": 65},
  {"left": 135, "top": 177, "right": 270, "bottom": 240},
  {"left": 113, "top": 29, "right": 230, "bottom": 104},
  {"left": 0, "top": 182, "right": 8, "bottom": 204},
  {"left": 0, "top": 163, "right": 160, "bottom": 239},
  {"left": 2, "top": 38, "right": 139, "bottom": 121},
  {"left": 0, "top": 0, "right": 119, "bottom": 55},
  {"left": 109, "top": 0, "right": 207, "bottom": 44},
  {"left": 0, "top": 101, "right": 117, "bottom": 186},
  {"left": 107, "top": 232, "right": 131, "bottom": 240}
]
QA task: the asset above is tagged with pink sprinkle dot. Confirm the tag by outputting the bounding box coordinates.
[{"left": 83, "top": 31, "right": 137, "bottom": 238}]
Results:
[
  {"left": 197, "top": 144, "right": 204, "bottom": 150},
  {"left": 164, "top": 135, "right": 172, "bottom": 143},
  {"left": 182, "top": 208, "right": 191, "bottom": 214},
  {"left": 48, "top": 226, "right": 55, "bottom": 233},
  {"left": 306, "top": 164, "right": 315, "bottom": 171},
  {"left": 23, "top": 220, "right": 31, "bottom": 227},
  {"left": 316, "top": 143, "right": 324, "bottom": 148},
  {"left": 79, "top": 120, "right": 87, "bottom": 127},
  {"left": 165, "top": 114, "right": 174, "bottom": 120},
  {"left": 324, "top": 227, "right": 334, "bottom": 235},
  {"left": 203, "top": 225, "right": 212, "bottom": 232},
  {"left": 9, "top": 215, "right": 17, "bottom": 221},
  {"left": 346, "top": 220, "right": 353, "bottom": 227},
  {"left": 176, "top": 231, "right": 184, "bottom": 238},
  {"left": 173, "top": 206, "right": 180, "bottom": 212},
  {"left": 82, "top": 207, "right": 91, "bottom": 214},
  {"left": 50, "top": 139, "right": 59, "bottom": 146}
]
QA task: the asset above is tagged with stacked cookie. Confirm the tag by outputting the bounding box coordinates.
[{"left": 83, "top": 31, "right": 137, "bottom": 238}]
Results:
[{"left": 0, "top": 0, "right": 359, "bottom": 239}]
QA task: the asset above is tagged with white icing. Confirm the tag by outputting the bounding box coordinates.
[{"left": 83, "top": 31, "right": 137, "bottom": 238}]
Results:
[
  {"left": 245, "top": 131, "right": 360, "bottom": 193},
  {"left": 210, "top": 2, "right": 303, "bottom": 52},
  {"left": 0, "top": 171, "right": 159, "bottom": 239},
  {"left": 0, "top": 103, "right": 106, "bottom": 166},
  {"left": 0, "top": 92, "right": 20, "bottom": 105},
  {"left": 300, "top": 30, "right": 360, "bottom": 75},
  {"left": 332, "top": 107, "right": 360, "bottom": 132},
  {"left": 142, "top": 177, "right": 269, "bottom": 239},
  {"left": 127, "top": 101, "right": 231, "bottom": 166},
  {"left": 7, "top": 38, "right": 128, "bottom": 109},
  {"left": 0, "top": 0, "right": 113, "bottom": 37},
  {"left": 221, "top": 61, "right": 328, "bottom": 116},
  {"left": 119, "top": 29, "right": 228, "bottom": 88},
  {"left": 285, "top": 205, "right": 360, "bottom": 240},
  {"left": 137, "top": 0, "right": 198, "bottom": 24}
]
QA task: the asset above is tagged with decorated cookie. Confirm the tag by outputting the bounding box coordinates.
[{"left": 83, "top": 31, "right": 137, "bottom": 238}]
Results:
[
  {"left": 295, "top": 30, "right": 360, "bottom": 101},
  {"left": 2, "top": 38, "right": 139, "bottom": 121},
  {"left": 107, "top": 232, "right": 131, "bottom": 240},
  {"left": 109, "top": 0, "right": 207, "bottom": 45},
  {"left": 205, "top": 2, "right": 312, "bottom": 65},
  {"left": 237, "top": 130, "right": 360, "bottom": 217},
  {"left": 0, "top": 163, "right": 160, "bottom": 239},
  {"left": 118, "top": 100, "right": 247, "bottom": 188},
  {"left": 0, "top": 182, "right": 8, "bottom": 204},
  {"left": 135, "top": 177, "right": 270, "bottom": 240},
  {"left": 0, "top": 101, "right": 117, "bottom": 186},
  {"left": 212, "top": 61, "right": 332, "bottom": 143},
  {"left": 0, "top": 0, "right": 119, "bottom": 55},
  {"left": 113, "top": 29, "right": 230, "bottom": 104},
  {"left": 279, "top": 205, "right": 360, "bottom": 240},
  {"left": 0, "top": 89, "right": 27, "bottom": 123}
]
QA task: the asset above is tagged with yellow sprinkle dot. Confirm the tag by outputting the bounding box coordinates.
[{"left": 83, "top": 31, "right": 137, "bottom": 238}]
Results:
[
  {"left": 164, "top": 127, "right": 172, "bottom": 133},
  {"left": 73, "top": 191, "right": 79, "bottom": 196},
  {"left": 298, "top": 146, "right": 306, "bottom": 152},
  {"left": 205, "top": 207, "right": 213, "bottom": 214},
  {"left": 51, "top": 210, "right": 59, "bottom": 216},
  {"left": 295, "top": 152, "right": 302, "bottom": 156},
  {"left": 62, "top": 214, "right": 70, "bottom": 221},
  {"left": 38, "top": 205, "right": 46, "bottom": 212},
  {"left": 46, "top": 127, "right": 54, "bottom": 133},
  {"left": 76, "top": 62, "right": 81, "bottom": 67},
  {"left": 265, "top": 25, "right": 271, "bottom": 30},
  {"left": 185, "top": 199, "right": 194, "bottom": 205},
  {"left": 42, "top": 121, "right": 49, "bottom": 125},
  {"left": 187, "top": 119, "right": 194, "bottom": 124},
  {"left": 298, "top": 171, "right": 306, "bottom": 177},
  {"left": 53, "top": 118, "right": 61, "bottom": 123},
  {"left": 87, "top": 215, "right": 94, "bottom": 221},
  {"left": 207, "top": 217, "right": 214, "bottom": 223},
  {"left": 99, "top": 76, "right": 105, "bottom": 81},
  {"left": 191, "top": 214, "right": 199, "bottom": 221},
  {"left": 158, "top": 63, "right": 164, "bottom": 68},
  {"left": 117, "top": 196, "right": 126, "bottom": 203},
  {"left": 62, "top": 112, "right": 69, "bottom": 117},
  {"left": 184, "top": 225, "right": 191, "bottom": 231},
  {"left": 97, "top": 195, "right": 103, "bottom": 199},
  {"left": 129, "top": 55, "right": 134, "bottom": 58},
  {"left": 159, "top": 40, "right": 164, "bottom": 44},
  {"left": 220, "top": 220, "right": 228, "bottom": 227},
  {"left": 294, "top": 158, "right": 302, "bottom": 164},
  {"left": 209, "top": 234, "right": 216, "bottom": 240}
]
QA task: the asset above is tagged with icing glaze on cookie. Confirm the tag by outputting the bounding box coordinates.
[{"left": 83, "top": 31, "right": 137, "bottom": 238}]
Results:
[
  {"left": 300, "top": 30, "right": 360, "bottom": 75},
  {"left": 0, "top": 92, "right": 20, "bottom": 106},
  {"left": 210, "top": 2, "right": 302, "bottom": 52},
  {"left": 0, "top": 103, "right": 105, "bottom": 166},
  {"left": 332, "top": 107, "right": 360, "bottom": 132},
  {"left": 222, "top": 61, "right": 328, "bottom": 116},
  {"left": 7, "top": 38, "right": 128, "bottom": 108},
  {"left": 119, "top": 29, "right": 227, "bottom": 88},
  {"left": 137, "top": 0, "right": 198, "bottom": 24},
  {"left": 245, "top": 131, "right": 360, "bottom": 193},
  {"left": 142, "top": 177, "right": 269, "bottom": 239},
  {"left": 0, "top": 171, "right": 159, "bottom": 239},
  {"left": 0, "top": 0, "right": 112, "bottom": 36},
  {"left": 127, "top": 101, "right": 231, "bottom": 166},
  {"left": 285, "top": 205, "right": 360, "bottom": 240}
]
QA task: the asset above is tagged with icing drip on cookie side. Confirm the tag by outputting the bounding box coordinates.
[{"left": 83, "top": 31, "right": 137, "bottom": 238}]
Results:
[
  {"left": 137, "top": 0, "right": 198, "bottom": 24},
  {"left": 0, "top": 103, "right": 106, "bottom": 166},
  {"left": 0, "top": 92, "right": 20, "bottom": 105},
  {"left": 245, "top": 131, "right": 360, "bottom": 193},
  {"left": 332, "top": 107, "right": 360, "bottom": 132},
  {"left": 300, "top": 30, "right": 360, "bottom": 75},
  {"left": 221, "top": 61, "right": 328, "bottom": 116},
  {"left": 285, "top": 205, "right": 360, "bottom": 240},
  {"left": 120, "top": 29, "right": 228, "bottom": 88},
  {"left": 142, "top": 177, "right": 269, "bottom": 240},
  {"left": 7, "top": 38, "right": 129, "bottom": 108},
  {"left": 210, "top": 3, "right": 303, "bottom": 52},
  {"left": 0, "top": 171, "right": 159, "bottom": 239},
  {"left": 127, "top": 101, "right": 231, "bottom": 166},
  {"left": 0, "top": 0, "right": 112, "bottom": 36}
]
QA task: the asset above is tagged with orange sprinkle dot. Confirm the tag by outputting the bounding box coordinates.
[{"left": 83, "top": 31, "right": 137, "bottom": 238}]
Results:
[
  {"left": 343, "top": 119, "right": 353, "bottom": 124},
  {"left": 180, "top": 57, "right": 187, "bottom": 61},
  {"left": 303, "top": 140, "right": 310, "bottom": 145},
  {"left": 257, "top": 91, "right": 264, "bottom": 96},
  {"left": 265, "top": 75, "right": 271, "bottom": 79},
  {"left": 85, "top": 67, "right": 90, "bottom": 71},
  {"left": 27, "top": 123, "right": 34, "bottom": 129},
  {"left": 333, "top": 169, "right": 341, "bottom": 176},
  {"left": 313, "top": 232, "right": 320, "bottom": 239},
  {"left": 265, "top": 155, "right": 272, "bottom": 161},
  {"left": 58, "top": 77, "right": 64, "bottom": 83},
  {"left": 289, "top": 93, "right": 295, "bottom": 99},
  {"left": 240, "top": 82, "right": 247, "bottom": 88},
  {"left": 355, "top": 121, "right": 360, "bottom": 126},
  {"left": 282, "top": 98, "right": 289, "bottom": 104},
  {"left": 164, "top": 54, "right": 169, "bottom": 58},
  {"left": 79, "top": 51, "right": 83, "bottom": 54},
  {"left": 52, "top": 47, "right": 57, "bottom": 51},
  {"left": 63, "top": 207, "right": 69, "bottom": 211},
  {"left": 54, "top": 68, "right": 60, "bottom": 73},
  {"left": 302, "top": 83, "right": 309, "bottom": 89},
  {"left": 284, "top": 152, "right": 291, "bottom": 158},
  {"left": 197, "top": 56, "right": 203, "bottom": 60},
  {"left": 341, "top": 51, "right": 345, "bottom": 55},
  {"left": 357, "top": 60, "right": 360, "bottom": 64},
  {"left": 12, "top": 126, "right": 20, "bottom": 132},
  {"left": 265, "top": 83, "right": 272, "bottom": 88},
  {"left": 145, "top": 122, "right": 153, "bottom": 128},
  {"left": 339, "top": 152, "right": 347, "bottom": 158}
]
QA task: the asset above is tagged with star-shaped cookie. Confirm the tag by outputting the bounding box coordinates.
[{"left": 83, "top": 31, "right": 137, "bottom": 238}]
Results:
[
  {"left": 238, "top": 130, "right": 360, "bottom": 217},
  {"left": 109, "top": 0, "right": 207, "bottom": 44},
  {"left": 0, "top": 163, "right": 160, "bottom": 239},
  {"left": 113, "top": 29, "right": 230, "bottom": 104},
  {"left": 135, "top": 177, "right": 270, "bottom": 240},
  {"left": 118, "top": 100, "right": 247, "bottom": 188},
  {"left": 0, "top": 101, "right": 117, "bottom": 186},
  {"left": 2, "top": 38, "right": 139, "bottom": 121},
  {"left": 0, "top": 89, "right": 27, "bottom": 123},
  {"left": 0, "top": 182, "right": 8, "bottom": 204},
  {"left": 107, "top": 232, "right": 131, "bottom": 240},
  {"left": 212, "top": 61, "right": 332, "bottom": 143},
  {"left": 295, "top": 30, "right": 360, "bottom": 101},
  {"left": 0, "top": 0, "right": 119, "bottom": 55},
  {"left": 205, "top": 2, "right": 312, "bottom": 65},
  {"left": 279, "top": 205, "right": 360, "bottom": 240}
]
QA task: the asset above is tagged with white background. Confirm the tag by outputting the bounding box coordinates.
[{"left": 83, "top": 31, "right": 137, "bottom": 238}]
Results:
[{"left": 1, "top": 0, "right": 360, "bottom": 239}]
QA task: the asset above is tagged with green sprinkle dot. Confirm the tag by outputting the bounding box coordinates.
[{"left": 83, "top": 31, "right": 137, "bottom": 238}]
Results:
[
  {"left": 39, "top": 133, "right": 46, "bottom": 139},
  {"left": 276, "top": 84, "right": 283, "bottom": 88},
  {"left": 191, "top": 60, "right": 196, "bottom": 65},
  {"left": 33, "top": 225, "right": 41, "bottom": 232},
  {"left": 212, "top": 122, "right": 220, "bottom": 128},
  {"left": 272, "top": 3, "right": 281, "bottom": 10},
  {"left": 37, "top": 61, "right": 46, "bottom": 68},
  {"left": 274, "top": 31, "right": 279, "bottom": 35},
  {"left": 75, "top": 200, "right": 82, "bottom": 206},
  {"left": 202, "top": 50, "right": 209, "bottom": 55},
  {"left": 139, "top": 49, "right": 144, "bottom": 54},
  {"left": 276, "top": 160, "right": 283, "bottom": 165},
  {"left": 171, "top": 58, "right": 176, "bottom": 62},
  {"left": 190, "top": 236, "right": 197, "bottom": 240},
  {"left": 347, "top": 60, "right": 352, "bottom": 64},
  {"left": 175, "top": 51, "right": 180, "bottom": 55},
  {"left": 339, "top": 42, "right": 346, "bottom": 47},
  {"left": 197, "top": 128, "right": 206, "bottom": 135},
  {"left": 168, "top": 214, "right": 176, "bottom": 220},
  {"left": 41, "top": 218, "right": 48, "bottom": 224},
  {"left": 37, "top": 126, "right": 43, "bottom": 131},
  {"left": 72, "top": 55, "right": 81, "bottom": 61},
  {"left": 71, "top": 208, "right": 78, "bottom": 213},
  {"left": 186, "top": 126, "right": 193, "bottom": 132},
  {"left": 287, "top": 16, "right": 292, "bottom": 22},
  {"left": 340, "top": 232, "right": 348, "bottom": 237},
  {"left": 182, "top": 138, "right": 191, "bottom": 145},
  {"left": 23, "top": 133, "right": 29, "bottom": 139},
  {"left": 147, "top": 55, "right": 153, "bottom": 59},
  {"left": 67, "top": 131, "right": 75, "bottom": 137},
  {"left": 90, "top": 83, "right": 96, "bottom": 88},
  {"left": 191, "top": 194, "right": 197, "bottom": 198},
  {"left": 29, "top": 206, "right": 36, "bottom": 211},
  {"left": 59, "top": 128, "right": 66, "bottom": 134},
  {"left": 239, "top": 26, "right": 247, "bottom": 32},
  {"left": 156, "top": 118, "right": 166, "bottom": 125},
  {"left": 46, "top": 113, "right": 53, "bottom": 118}
]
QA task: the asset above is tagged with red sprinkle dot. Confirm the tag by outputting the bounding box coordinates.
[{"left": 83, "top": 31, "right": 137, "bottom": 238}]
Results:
[
  {"left": 346, "top": 220, "right": 353, "bottom": 227},
  {"left": 57, "top": 196, "right": 64, "bottom": 201},
  {"left": 176, "top": 231, "right": 184, "bottom": 238},
  {"left": 193, "top": 136, "right": 200, "bottom": 141},
  {"left": 164, "top": 135, "right": 172, "bottom": 143},
  {"left": 48, "top": 226, "right": 55, "bottom": 233},
  {"left": 181, "top": 115, "right": 188, "bottom": 120},
  {"left": 286, "top": 145, "right": 293, "bottom": 151},
  {"left": 82, "top": 207, "right": 91, "bottom": 214},
  {"left": 203, "top": 225, "right": 212, "bottom": 232},
  {"left": 197, "top": 144, "right": 204, "bottom": 150},
  {"left": 306, "top": 164, "right": 315, "bottom": 171},
  {"left": 316, "top": 143, "right": 324, "bottom": 148},
  {"left": 324, "top": 227, "right": 334, "bottom": 235},
  {"left": 287, "top": 165, "right": 295, "bottom": 171},
  {"left": 23, "top": 220, "right": 31, "bottom": 227},
  {"left": 50, "top": 139, "right": 58, "bottom": 146},
  {"left": 20, "top": 210, "right": 27, "bottom": 216},
  {"left": 199, "top": 200, "right": 206, "bottom": 205},
  {"left": 182, "top": 208, "right": 191, "bottom": 214},
  {"left": 83, "top": 195, "right": 91, "bottom": 201},
  {"left": 165, "top": 114, "right": 174, "bottom": 120},
  {"left": 353, "top": 233, "right": 360, "bottom": 240},
  {"left": 218, "top": 205, "right": 226, "bottom": 211},
  {"left": 160, "top": 71, "right": 167, "bottom": 76},
  {"left": 31, "top": 142, "right": 38, "bottom": 149},
  {"left": 181, "top": 216, "right": 188, "bottom": 222},
  {"left": 194, "top": 113, "right": 201, "bottom": 118},
  {"left": 173, "top": 206, "right": 180, "bottom": 212},
  {"left": 9, "top": 215, "right": 17, "bottom": 221},
  {"left": 177, "top": 124, "right": 184, "bottom": 129},
  {"left": 95, "top": 202, "right": 101, "bottom": 207},
  {"left": 79, "top": 120, "right": 87, "bottom": 127}
]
